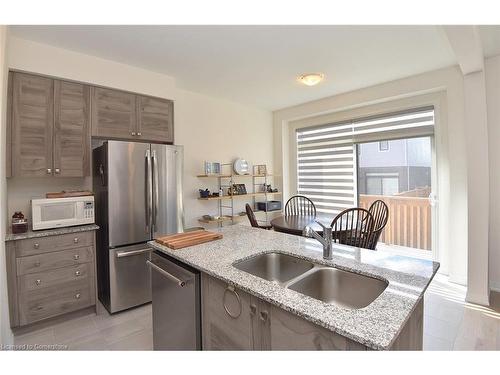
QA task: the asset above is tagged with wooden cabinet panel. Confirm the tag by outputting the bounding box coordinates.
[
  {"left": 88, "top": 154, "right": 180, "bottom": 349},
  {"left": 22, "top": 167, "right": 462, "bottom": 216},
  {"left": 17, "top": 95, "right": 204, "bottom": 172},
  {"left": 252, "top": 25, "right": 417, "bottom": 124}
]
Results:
[
  {"left": 18, "top": 263, "right": 91, "bottom": 293},
  {"left": 11, "top": 72, "right": 54, "bottom": 177},
  {"left": 18, "top": 278, "right": 94, "bottom": 326},
  {"left": 266, "top": 303, "right": 366, "bottom": 350},
  {"left": 17, "top": 246, "right": 94, "bottom": 276},
  {"left": 6, "top": 231, "right": 97, "bottom": 328},
  {"left": 202, "top": 274, "right": 255, "bottom": 350},
  {"left": 15, "top": 231, "right": 94, "bottom": 257},
  {"left": 91, "top": 87, "right": 137, "bottom": 139},
  {"left": 54, "top": 80, "right": 91, "bottom": 177},
  {"left": 137, "top": 96, "right": 174, "bottom": 143}
]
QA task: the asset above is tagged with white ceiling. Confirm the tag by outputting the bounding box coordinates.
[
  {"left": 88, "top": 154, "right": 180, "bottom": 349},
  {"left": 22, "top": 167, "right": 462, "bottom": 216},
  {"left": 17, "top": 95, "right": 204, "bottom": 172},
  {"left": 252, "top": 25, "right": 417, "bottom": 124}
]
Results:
[{"left": 7, "top": 25, "right": 467, "bottom": 110}]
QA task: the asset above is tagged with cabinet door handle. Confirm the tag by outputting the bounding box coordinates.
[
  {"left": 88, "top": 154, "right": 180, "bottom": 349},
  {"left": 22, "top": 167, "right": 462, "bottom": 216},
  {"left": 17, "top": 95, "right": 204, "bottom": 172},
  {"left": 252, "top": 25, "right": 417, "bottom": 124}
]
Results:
[
  {"left": 55, "top": 168, "right": 60, "bottom": 174},
  {"left": 223, "top": 285, "right": 242, "bottom": 319},
  {"left": 259, "top": 310, "right": 269, "bottom": 322},
  {"left": 35, "top": 305, "right": 43, "bottom": 311},
  {"left": 73, "top": 237, "right": 79, "bottom": 244},
  {"left": 75, "top": 271, "right": 81, "bottom": 276},
  {"left": 131, "top": 132, "right": 136, "bottom": 136},
  {"left": 35, "top": 279, "right": 41, "bottom": 286},
  {"left": 34, "top": 261, "right": 41, "bottom": 267},
  {"left": 75, "top": 293, "right": 81, "bottom": 299},
  {"left": 137, "top": 132, "right": 142, "bottom": 136},
  {"left": 250, "top": 304, "right": 257, "bottom": 317},
  {"left": 33, "top": 243, "right": 40, "bottom": 249},
  {"left": 73, "top": 254, "right": 80, "bottom": 260},
  {"left": 47, "top": 168, "right": 52, "bottom": 174}
]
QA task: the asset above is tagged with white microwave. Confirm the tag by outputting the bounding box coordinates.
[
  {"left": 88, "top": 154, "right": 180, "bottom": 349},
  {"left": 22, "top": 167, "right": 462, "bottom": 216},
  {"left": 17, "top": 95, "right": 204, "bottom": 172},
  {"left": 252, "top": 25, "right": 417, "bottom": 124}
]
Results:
[{"left": 31, "top": 196, "right": 95, "bottom": 231}]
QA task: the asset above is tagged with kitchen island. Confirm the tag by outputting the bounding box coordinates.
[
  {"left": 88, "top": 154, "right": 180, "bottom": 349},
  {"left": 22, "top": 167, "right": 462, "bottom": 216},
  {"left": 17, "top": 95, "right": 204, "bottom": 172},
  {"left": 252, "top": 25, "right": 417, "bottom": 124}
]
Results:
[{"left": 149, "top": 225, "right": 439, "bottom": 350}]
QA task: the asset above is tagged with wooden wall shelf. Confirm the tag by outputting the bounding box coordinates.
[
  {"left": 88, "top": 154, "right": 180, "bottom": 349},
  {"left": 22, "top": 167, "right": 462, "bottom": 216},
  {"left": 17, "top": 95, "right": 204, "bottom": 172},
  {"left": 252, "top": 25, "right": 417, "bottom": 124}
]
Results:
[{"left": 198, "top": 192, "right": 282, "bottom": 201}]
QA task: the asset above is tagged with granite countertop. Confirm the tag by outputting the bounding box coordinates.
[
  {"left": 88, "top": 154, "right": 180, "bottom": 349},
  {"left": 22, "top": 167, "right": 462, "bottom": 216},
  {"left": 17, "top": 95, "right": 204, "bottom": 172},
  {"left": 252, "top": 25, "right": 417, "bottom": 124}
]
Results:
[
  {"left": 149, "top": 224, "right": 439, "bottom": 350},
  {"left": 5, "top": 224, "right": 100, "bottom": 241}
]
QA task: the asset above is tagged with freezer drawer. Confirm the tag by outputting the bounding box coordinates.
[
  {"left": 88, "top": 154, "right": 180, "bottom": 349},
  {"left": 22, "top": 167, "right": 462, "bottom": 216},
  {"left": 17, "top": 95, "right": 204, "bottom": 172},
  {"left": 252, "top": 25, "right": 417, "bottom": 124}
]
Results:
[
  {"left": 149, "top": 251, "right": 201, "bottom": 350},
  {"left": 107, "top": 244, "right": 152, "bottom": 313}
]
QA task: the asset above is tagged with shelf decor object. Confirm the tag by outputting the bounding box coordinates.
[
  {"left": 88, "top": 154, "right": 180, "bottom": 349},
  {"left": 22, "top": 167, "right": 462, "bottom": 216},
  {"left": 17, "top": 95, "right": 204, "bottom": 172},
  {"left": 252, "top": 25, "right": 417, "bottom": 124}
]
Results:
[
  {"left": 233, "top": 158, "right": 249, "bottom": 175},
  {"left": 196, "top": 162, "right": 282, "bottom": 228}
]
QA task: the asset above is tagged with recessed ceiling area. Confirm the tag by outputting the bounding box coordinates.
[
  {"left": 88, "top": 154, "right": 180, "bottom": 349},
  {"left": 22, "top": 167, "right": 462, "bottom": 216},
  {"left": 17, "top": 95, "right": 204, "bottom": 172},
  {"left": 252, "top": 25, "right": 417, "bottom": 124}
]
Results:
[{"left": 8, "top": 25, "right": 465, "bottom": 110}]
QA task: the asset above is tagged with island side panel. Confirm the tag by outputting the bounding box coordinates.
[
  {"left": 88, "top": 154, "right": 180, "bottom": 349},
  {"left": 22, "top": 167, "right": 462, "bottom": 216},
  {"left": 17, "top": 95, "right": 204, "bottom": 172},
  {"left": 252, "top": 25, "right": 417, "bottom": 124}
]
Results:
[{"left": 389, "top": 298, "right": 423, "bottom": 350}]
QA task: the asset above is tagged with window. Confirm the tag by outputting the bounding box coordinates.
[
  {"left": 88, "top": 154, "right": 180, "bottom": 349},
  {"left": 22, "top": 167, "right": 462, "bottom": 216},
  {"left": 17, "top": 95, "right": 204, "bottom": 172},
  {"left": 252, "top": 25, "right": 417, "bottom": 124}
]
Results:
[
  {"left": 296, "top": 107, "right": 434, "bottom": 216},
  {"left": 379, "top": 140, "right": 389, "bottom": 151}
]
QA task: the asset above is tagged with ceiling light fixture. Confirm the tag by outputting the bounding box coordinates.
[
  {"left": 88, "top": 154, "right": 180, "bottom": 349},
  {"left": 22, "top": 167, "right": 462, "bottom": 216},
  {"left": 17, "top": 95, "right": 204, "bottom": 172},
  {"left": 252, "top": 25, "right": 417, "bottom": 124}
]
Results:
[{"left": 298, "top": 73, "right": 324, "bottom": 86}]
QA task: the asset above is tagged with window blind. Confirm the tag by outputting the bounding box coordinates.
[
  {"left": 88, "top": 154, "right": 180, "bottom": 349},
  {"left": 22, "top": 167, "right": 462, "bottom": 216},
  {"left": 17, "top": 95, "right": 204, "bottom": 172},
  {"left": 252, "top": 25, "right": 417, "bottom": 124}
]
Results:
[{"left": 296, "top": 106, "right": 434, "bottom": 215}]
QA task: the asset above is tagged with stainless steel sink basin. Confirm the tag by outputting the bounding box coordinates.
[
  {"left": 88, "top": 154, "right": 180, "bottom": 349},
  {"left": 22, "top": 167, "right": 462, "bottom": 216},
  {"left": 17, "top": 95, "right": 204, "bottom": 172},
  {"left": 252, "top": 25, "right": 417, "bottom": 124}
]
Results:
[
  {"left": 233, "top": 252, "right": 314, "bottom": 283},
  {"left": 288, "top": 268, "right": 388, "bottom": 309}
]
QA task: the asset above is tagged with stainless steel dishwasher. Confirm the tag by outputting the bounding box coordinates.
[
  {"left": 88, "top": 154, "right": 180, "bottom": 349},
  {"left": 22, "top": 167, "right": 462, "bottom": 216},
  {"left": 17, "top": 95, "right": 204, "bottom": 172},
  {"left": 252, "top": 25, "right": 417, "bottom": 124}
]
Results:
[{"left": 147, "top": 251, "right": 201, "bottom": 350}]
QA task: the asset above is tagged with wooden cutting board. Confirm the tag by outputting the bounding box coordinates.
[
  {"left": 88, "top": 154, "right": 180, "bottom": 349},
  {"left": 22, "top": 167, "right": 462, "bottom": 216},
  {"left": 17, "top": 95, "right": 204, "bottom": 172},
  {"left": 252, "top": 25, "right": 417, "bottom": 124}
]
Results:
[{"left": 155, "top": 230, "right": 223, "bottom": 250}]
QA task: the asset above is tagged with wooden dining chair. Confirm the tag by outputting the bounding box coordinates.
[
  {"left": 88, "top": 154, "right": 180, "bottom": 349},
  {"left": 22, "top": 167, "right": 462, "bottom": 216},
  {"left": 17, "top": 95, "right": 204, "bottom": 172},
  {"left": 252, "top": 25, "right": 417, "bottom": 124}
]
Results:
[
  {"left": 245, "top": 204, "right": 272, "bottom": 230},
  {"left": 367, "top": 200, "right": 389, "bottom": 250},
  {"left": 284, "top": 195, "right": 317, "bottom": 217},
  {"left": 330, "top": 208, "right": 374, "bottom": 249}
]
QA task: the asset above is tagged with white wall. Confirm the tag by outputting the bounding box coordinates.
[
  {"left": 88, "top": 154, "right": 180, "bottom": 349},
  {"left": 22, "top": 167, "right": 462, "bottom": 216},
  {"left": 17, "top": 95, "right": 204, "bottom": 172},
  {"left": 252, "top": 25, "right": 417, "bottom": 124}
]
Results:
[
  {"left": 273, "top": 66, "right": 468, "bottom": 286},
  {"left": 175, "top": 89, "right": 273, "bottom": 227},
  {"left": 486, "top": 55, "right": 500, "bottom": 292},
  {"left": 5, "top": 36, "right": 274, "bottom": 228},
  {"left": 0, "top": 26, "right": 13, "bottom": 346}
]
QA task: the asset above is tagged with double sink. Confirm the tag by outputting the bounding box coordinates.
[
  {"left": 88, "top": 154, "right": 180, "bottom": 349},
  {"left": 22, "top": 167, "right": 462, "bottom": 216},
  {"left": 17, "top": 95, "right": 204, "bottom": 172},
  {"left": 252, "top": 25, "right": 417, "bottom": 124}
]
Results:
[{"left": 233, "top": 252, "right": 388, "bottom": 309}]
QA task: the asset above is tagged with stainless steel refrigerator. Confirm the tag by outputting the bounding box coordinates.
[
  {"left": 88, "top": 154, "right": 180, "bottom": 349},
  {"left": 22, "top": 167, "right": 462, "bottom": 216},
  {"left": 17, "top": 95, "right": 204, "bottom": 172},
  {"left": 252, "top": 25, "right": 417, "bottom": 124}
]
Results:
[{"left": 93, "top": 141, "right": 184, "bottom": 313}]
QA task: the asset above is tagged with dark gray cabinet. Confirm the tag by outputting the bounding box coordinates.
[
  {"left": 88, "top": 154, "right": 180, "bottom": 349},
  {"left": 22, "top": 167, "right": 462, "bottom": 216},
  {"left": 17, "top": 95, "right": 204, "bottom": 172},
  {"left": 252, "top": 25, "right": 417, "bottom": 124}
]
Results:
[
  {"left": 92, "top": 87, "right": 174, "bottom": 143},
  {"left": 8, "top": 72, "right": 91, "bottom": 178},
  {"left": 201, "top": 274, "right": 369, "bottom": 350}
]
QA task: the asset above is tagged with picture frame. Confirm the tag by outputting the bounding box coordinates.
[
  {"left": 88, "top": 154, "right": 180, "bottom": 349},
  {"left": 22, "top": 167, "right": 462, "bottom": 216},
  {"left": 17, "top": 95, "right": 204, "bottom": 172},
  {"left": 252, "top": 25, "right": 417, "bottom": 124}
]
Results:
[{"left": 257, "top": 164, "right": 267, "bottom": 175}]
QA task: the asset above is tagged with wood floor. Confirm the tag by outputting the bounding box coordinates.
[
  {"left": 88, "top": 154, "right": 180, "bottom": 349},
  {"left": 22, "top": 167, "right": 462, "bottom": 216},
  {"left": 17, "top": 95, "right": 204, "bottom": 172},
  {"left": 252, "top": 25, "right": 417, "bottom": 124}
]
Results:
[{"left": 10, "top": 274, "right": 500, "bottom": 350}]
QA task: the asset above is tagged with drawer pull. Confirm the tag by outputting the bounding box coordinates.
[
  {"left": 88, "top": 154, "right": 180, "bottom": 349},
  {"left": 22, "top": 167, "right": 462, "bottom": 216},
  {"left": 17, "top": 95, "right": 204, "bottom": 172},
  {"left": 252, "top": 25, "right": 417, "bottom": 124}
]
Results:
[
  {"left": 75, "top": 293, "right": 81, "bottom": 299},
  {"left": 75, "top": 271, "right": 81, "bottom": 276},
  {"left": 35, "top": 305, "right": 43, "bottom": 311},
  {"left": 73, "top": 237, "right": 79, "bottom": 244},
  {"left": 35, "top": 279, "right": 41, "bottom": 286},
  {"left": 73, "top": 254, "right": 80, "bottom": 260},
  {"left": 34, "top": 243, "right": 40, "bottom": 249},
  {"left": 34, "top": 261, "right": 41, "bottom": 267}
]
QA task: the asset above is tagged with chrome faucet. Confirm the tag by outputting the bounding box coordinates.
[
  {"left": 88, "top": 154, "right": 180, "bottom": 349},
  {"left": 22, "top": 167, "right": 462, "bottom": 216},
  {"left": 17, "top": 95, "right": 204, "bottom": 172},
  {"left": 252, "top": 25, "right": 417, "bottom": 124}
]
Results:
[{"left": 303, "top": 220, "right": 333, "bottom": 260}]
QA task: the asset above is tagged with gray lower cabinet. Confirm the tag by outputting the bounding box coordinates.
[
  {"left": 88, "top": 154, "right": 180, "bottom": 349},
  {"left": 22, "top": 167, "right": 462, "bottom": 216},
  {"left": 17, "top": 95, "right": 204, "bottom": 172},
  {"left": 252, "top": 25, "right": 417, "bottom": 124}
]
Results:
[
  {"left": 6, "top": 231, "right": 97, "bottom": 327},
  {"left": 201, "top": 274, "right": 368, "bottom": 350}
]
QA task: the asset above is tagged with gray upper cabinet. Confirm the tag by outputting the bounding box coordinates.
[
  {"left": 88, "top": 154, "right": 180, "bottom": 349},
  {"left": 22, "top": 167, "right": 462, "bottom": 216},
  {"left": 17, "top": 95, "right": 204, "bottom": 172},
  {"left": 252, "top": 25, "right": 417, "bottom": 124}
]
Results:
[
  {"left": 54, "top": 80, "right": 91, "bottom": 177},
  {"left": 137, "top": 96, "right": 174, "bottom": 143},
  {"left": 8, "top": 72, "right": 91, "bottom": 178},
  {"left": 11, "top": 72, "right": 54, "bottom": 177},
  {"left": 91, "top": 87, "right": 137, "bottom": 139},
  {"left": 92, "top": 86, "right": 174, "bottom": 143}
]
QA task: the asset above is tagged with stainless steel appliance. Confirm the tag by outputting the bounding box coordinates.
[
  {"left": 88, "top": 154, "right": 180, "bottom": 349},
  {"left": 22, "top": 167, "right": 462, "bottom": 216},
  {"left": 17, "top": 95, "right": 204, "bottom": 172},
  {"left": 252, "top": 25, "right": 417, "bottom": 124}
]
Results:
[
  {"left": 93, "top": 141, "right": 184, "bottom": 313},
  {"left": 31, "top": 196, "right": 95, "bottom": 231},
  {"left": 148, "top": 251, "right": 201, "bottom": 350}
]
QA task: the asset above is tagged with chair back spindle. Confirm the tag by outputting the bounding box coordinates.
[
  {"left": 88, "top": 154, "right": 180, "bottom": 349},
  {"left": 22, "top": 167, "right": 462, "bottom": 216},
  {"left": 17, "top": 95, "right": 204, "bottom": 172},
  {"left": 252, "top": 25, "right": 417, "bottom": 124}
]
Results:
[
  {"left": 330, "top": 208, "right": 374, "bottom": 249},
  {"left": 285, "top": 195, "right": 317, "bottom": 217},
  {"left": 367, "top": 200, "right": 389, "bottom": 250}
]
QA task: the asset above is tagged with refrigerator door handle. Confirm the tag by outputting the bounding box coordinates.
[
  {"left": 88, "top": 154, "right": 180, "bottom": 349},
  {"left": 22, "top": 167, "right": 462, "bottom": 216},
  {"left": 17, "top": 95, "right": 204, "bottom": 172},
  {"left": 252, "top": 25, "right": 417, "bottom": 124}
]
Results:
[
  {"left": 145, "top": 149, "right": 152, "bottom": 233},
  {"left": 152, "top": 150, "right": 159, "bottom": 230}
]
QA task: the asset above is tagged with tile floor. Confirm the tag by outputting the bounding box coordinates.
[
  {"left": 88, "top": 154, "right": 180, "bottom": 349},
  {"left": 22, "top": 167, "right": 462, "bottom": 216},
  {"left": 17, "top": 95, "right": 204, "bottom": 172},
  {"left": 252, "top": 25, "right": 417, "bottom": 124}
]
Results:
[{"left": 11, "top": 274, "right": 500, "bottom": 350}]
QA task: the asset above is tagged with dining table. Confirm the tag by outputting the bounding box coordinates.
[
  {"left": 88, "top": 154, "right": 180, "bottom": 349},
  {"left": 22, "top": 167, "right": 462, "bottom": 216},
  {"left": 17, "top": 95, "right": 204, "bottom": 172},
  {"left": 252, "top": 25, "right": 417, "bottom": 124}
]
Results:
[{"left": 270, "top": 214, "right": 333, "bottom": 236}]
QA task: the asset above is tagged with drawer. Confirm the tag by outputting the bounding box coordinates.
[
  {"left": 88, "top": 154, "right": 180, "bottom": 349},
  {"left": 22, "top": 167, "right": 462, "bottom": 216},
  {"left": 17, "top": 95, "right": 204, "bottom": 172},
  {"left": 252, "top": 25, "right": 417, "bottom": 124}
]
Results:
[
  {"left": 17, "top": 247, "right": 94, "bottom": 275},
  {"left": 18, "top": 263, "right": 91, "bottom": 293},
  {"left": 19, "top": 279, "right": 94, "bottom": 326},
  {"left": 15, "top": 231, "right": 94, "bottom": 257}
]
